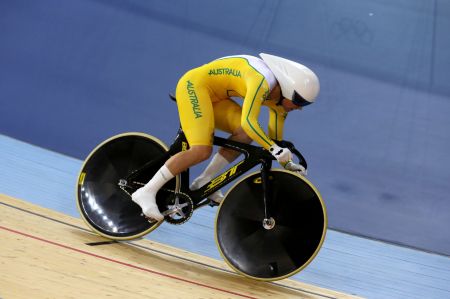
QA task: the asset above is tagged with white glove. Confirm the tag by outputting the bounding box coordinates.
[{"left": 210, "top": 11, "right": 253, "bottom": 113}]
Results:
[
  {"left": 269, "top": 144, "right": 293, "bottom": 164},
  {"left": 284, "top": 161, "right": 308, "bottom": 176}
]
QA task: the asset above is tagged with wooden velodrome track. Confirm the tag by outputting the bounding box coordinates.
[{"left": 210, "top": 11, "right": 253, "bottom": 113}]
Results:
[{"left": 0, "top": 194, "right": 361, "bottom": 299}]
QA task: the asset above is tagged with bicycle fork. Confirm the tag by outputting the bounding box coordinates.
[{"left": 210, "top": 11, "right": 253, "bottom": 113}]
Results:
[{"left": 260, "top": 159, "right": 276, "bottom": 230}]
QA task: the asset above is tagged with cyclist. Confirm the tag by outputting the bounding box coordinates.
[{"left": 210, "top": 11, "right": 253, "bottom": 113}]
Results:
[{"left": 132, "top": 53, "right": 320, "bottom": 221}]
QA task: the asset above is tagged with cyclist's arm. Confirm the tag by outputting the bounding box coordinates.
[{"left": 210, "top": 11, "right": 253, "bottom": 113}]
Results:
[
  {"left": 241, "top": 77, "right": 274, "bottom": 150},
  {"left": 268, "top": 108, "right": 287, "bottom": 141}
]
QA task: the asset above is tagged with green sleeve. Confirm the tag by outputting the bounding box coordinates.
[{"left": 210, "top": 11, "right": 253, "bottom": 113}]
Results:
[{"left": 241, "top": 77, "right": 274, "bottom": 150}]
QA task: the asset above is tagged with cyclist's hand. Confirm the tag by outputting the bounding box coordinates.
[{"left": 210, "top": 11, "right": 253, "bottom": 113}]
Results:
[
  {"left": 284, "top": 161, "right": 308, "bottom": 176},
  {"left": 269, "top": 144, "right": 292, "bottom": 164}
]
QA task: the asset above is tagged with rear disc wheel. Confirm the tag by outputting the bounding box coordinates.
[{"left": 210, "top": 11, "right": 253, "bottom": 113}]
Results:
[{"left": 76, "top": 132, "right": 178, "bottom": 240}]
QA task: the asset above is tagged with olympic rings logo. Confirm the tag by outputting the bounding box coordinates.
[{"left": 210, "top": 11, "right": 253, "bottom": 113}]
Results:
[{"left": 331, "top": 17, "right": 374, "bottom": 45}]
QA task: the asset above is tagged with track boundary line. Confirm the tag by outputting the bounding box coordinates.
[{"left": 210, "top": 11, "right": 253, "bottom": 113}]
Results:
[
  {"left": 0, "top": 224, "right": 259, "bottom": 299},
  {"left": 0, "top": 200, "right": 339, "bottom": 299}
]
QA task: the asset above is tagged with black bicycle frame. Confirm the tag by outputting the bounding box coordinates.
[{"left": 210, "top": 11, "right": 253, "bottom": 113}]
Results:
[
  {"left": 169, "top": 128, "right": 275, "bottom": 207},
  {"left": 125, "top": 127, "right": 277, "bottom": 215}
]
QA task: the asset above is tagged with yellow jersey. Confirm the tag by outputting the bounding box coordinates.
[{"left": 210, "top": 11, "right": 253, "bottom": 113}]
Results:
[{"left": 175, "top": 55, "right": 287, "bottom": 149}]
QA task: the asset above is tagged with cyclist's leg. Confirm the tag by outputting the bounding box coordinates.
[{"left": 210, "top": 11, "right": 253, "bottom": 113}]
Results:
[
  {"left": 213, "top": 99, "right": 252, "bottom": 162},
  {"left": 133, "top": 73, "right": 215, "bottom": 220},
  {"left": 170, "top": 73, "right": 215, "bottom": 172},
  {"left": 190, "top": 147, "right": 228, "bottom": 202},
  {"left": 191, "top": 99, "right": 251, "bottom": 202},
  {"left": 165, "top": 145, "right": 212, "bottom": 174}
]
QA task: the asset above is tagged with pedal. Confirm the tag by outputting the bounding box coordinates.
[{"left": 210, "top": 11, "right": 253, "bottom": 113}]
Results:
[
  {"left": 142, "top": 214, "right": 159, "bottom": 224},
  {"left": 162, "top": 208, "right": 179, "bottom": 216}
]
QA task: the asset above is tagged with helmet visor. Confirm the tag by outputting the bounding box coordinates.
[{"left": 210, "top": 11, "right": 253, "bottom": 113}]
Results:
[{"left": 292, "top": 91, "right": 312, "bottom": 107}]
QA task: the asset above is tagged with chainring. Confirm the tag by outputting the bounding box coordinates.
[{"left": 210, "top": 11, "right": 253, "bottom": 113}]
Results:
[{"left": 162, "top": 192, "right": 194, "bottom": 225}]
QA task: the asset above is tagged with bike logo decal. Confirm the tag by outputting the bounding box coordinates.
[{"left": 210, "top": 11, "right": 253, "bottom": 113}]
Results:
[
  {"left": 253, "top": 176, "right": 273, "bottom": 184},
  {"left": 205, "top": 161, "right": 244, "bottom": 192},
  {"left": 78, "top": 172, "right": 86, "bottom": 185},
  {"left": 186, "top": 80, "right": 202, "bottom": 119},
  {"left": 182, "top": 142, "right": 188, "bottom": 151}
]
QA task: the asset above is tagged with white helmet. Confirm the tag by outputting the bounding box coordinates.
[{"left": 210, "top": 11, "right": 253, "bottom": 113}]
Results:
[{"left": 259, "top": 53, "right": 320, "bottom": 106}]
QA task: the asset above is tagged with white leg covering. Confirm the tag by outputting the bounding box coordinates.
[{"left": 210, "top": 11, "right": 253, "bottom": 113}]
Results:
[
  {"left": 191, "top": 153, "right": 229, "bottom": 203},
  {"left": 132, "top": 164, "right": 174, "bottom": 221}
]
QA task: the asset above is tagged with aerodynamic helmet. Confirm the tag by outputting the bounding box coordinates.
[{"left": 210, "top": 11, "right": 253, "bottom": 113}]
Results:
[{"left": 259, "top": 53, "right": 320, "bottom": 106}]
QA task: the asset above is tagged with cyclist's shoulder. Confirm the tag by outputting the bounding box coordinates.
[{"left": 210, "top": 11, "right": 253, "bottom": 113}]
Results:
[
  {"left": 215, "top": 55, "right": 276, "bottom": 87},
  {"left": 213, "top": 55, "right": 265, "bottom": 72}
]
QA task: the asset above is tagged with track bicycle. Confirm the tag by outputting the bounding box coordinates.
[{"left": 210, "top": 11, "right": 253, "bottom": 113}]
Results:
[{"left": 76, "top": 96, "right": 327, "bottom": 281}]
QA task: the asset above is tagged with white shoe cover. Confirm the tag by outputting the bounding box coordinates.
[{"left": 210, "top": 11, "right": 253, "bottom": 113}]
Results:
[{"left": 131, "top": 188, "right": 164, "bottom": 221}]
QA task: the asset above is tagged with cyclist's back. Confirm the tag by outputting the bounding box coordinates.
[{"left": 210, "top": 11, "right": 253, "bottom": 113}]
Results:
[
  {"left": 184, "top": 55, "right": 277, "bottom": 102},
  {"left": 175, "top": 55, "right": 280, "bottom": 149}
]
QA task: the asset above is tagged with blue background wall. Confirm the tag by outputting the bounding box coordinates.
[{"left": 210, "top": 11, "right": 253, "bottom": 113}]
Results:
[{"left": 1, "top": 0, "right": 449, "bottom": 255}]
